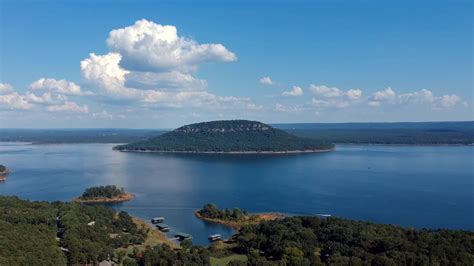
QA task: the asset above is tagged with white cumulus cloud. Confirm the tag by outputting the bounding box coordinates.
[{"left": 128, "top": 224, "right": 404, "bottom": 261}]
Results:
[
  {"left": 441, "top": 94, "right": 461, "bottom": 108},
  {"left": 346, "top": 89, "right": 363, "bottom": 100},
  {"left": 47, "top": 101, "right": 89, "bottom": 113},
  {"left": 259, "top": 76, "right": 274, "bottom": 86},
  {"left": 107, "top": 19, "right": 236, "bottom": 72},
  {"left": 25, "top": 92, "right": 67, "bottom": 104},
  {"left": 30, "top": 78, "right": 92, "bottom": 96},
  {"left": 81, "top": 53, "right": 130, "bottom": 95},
  {"left": 282, "top": 86, "right": 303, "bottom": 96},
  {"left": 0, "top": 83, "right": 13, "bottom": 94},
  {"left": 309, "top": 85, "right": 342, "bottom": 98},
  {"left": 373, "top": 87, "right": 396, "bottom": 101},
  {"left": 0, "top": 92, "right": 32, "bottom": 110}
]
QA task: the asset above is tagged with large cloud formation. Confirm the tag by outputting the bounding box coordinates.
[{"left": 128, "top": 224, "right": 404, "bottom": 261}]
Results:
[
  {"left": 107, "top": 19, "right": 236, "bottom": 72},
  {"left": 79, "top": 19, "right": 254, "bottom": 110},
  {"left": 0, "top": 19, "right": 468, "bottom": 122},
  {"left": 0, "top": 82, "right": 88, "bottom": 113}
]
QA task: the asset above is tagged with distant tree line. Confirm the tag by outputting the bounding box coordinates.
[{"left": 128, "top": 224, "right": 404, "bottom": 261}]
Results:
[
  {"left": 80, "top": 185, "right": 125, "bottom": 199},
  {"left": 287, "top": 128, "right": 474, "bottom": 145},
  {"left": 0, "top": 129, "right": 162, "bottom": 144}
]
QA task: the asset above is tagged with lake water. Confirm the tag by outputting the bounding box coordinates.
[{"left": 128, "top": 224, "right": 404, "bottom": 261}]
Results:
[{"left": 0, "top": 143, "right": 472, "bottom": 245}]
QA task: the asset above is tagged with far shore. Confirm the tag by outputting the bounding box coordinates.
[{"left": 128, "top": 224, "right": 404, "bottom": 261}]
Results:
[
  {"left": 195, "top": 211, "right": 286, "bottom": 230},
  {"left": 114, "top": 146, "right": 336, "bottom": 154},
  {"left": 73, "top": 192, "right": 135, "bottom": 204}
]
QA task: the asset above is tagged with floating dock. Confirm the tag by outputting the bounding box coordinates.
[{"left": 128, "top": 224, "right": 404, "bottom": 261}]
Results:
[
  {"left": 151, "top": 217, "right": 165, "bottom": 224},
  {"left": 208, "top": 234, "right": 222, "bottom": 242},
  {"left": 156, "top": 223, "right": 170, "bottom": 232},
  {"left": 174, "top": 232, "right": 192, "bottom": 241}
]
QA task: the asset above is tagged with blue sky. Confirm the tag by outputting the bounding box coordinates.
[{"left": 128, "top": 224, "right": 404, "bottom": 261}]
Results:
[{"left": 0, "top": 0, "right": 472, "bottom": 128}]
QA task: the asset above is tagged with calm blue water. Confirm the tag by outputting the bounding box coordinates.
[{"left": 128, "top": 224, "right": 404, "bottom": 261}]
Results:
[{"left": 0, "top": 143, "right": 472, "bottom": 245}]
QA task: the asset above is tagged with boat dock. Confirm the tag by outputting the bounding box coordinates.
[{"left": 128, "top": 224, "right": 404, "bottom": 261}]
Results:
[
  {"left": 208, "top": 234, "right": 222, "bottom": 242},
  {"left": 151, "top": 217, "right": 165, "bottom": 224},
  {"left": 174, "top": 232, "right": 192, "bottom": 241},
  {"left": 156, "top": 223, "right": 170, "bottom": 232}
]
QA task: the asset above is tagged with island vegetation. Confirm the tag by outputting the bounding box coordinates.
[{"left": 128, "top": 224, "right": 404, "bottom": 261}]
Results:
[
  {"left": 0, "top": 165, "right": 7, "bottom": 174},
  {"left": 0, "top": 165, "right": 8, "bottom": 181},
  {"left": 114, "top": 120, "right": 334, "bottom": 153},
  {"left": 1, "top": 197, "right": 473, "bottom": 265},
  {"left": 74, "top": 185, "right": 134, "bottom": 203},
  {"left": 196, "top": 203, "right": 284, "bottom": 229}
]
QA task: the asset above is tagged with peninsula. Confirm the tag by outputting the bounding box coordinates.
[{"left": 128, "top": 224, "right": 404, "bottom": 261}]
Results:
[
  {"left": 114, "top": 120, "right": 334, "bottom": 153},
  {"left": 74, "top": 185, "right": 134, "bottom": 203},
  {"left": 196, "top": 203, "right": 285, "bottom": 229}
]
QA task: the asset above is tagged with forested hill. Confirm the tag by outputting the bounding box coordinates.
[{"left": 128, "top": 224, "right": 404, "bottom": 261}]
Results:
[{"left": 114, "top": 120, "right": 334, "bottom": 153}]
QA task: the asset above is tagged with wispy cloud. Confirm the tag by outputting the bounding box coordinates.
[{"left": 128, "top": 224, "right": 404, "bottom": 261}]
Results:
[{"left": 259, "top": 76, "right": 274, "bottom": 86}]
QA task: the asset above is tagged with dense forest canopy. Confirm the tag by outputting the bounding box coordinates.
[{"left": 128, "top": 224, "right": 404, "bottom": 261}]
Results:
[
  {"left": 0, "top": 196, "right": 146, "bottom": 265},
  {"left": 114, "top": 120, "right": 334, "bottom": 152},
  {"left": 80, "top": 185, "right": 125, "bottom": 199},
  {"left": 0, "top": 197, "right": 473, "bottom": 265},
  {"left": 234, "top": 216, "right": 474, "bottom": 265}
]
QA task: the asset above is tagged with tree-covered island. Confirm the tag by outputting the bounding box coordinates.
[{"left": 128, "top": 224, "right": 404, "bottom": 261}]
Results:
[
  {"left": 74, "top": 185, "right": 134, "bottom": 203},
  {"left": 0, "top": 165, "right": 7, "bottom": 174},
  {"left": 0, "top": 165, "right": 9, "bottom": 181},
  {"left": 114, "top": 120, "right": 335, "bottom": 153}
]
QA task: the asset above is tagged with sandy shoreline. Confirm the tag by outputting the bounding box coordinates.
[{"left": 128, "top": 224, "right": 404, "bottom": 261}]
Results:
[{"left": 73, "top": 192, "right": 135, "bottom": 203}]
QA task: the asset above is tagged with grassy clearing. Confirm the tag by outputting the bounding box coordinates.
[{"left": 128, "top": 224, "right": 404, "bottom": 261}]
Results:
[{"left": 210, "top": 254, "right": 248, "bottom": 266}]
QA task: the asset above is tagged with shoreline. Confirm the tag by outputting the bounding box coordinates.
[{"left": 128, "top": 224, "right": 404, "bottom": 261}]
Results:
[
  {"left": 195, "top": 211, "right": 286, "bottom": 230},
  {"left": 1, "top": 141, "right": 471, "bottom": 147},
  {"left": 114, "top": 146, "right": 336, "bottom": 154},
  {"left": 335, "top": 143, "right": 474, "bottom": 147},
  {"left": 130, "top": 217, "right": 180, "bottom": 249},
  {"left": 73, "top": 192, "right": 135, "bottom": 204}
]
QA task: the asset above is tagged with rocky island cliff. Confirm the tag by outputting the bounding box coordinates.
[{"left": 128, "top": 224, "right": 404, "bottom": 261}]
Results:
[{"left": 113, "top": 120, "right": 334, "bottom": 153}]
